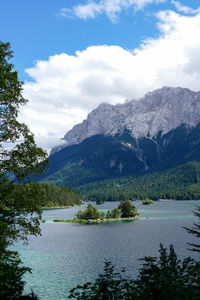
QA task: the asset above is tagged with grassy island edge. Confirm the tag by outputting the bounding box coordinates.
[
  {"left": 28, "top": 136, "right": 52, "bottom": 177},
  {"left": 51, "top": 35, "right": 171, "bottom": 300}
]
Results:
[{"left": 53, "top": 215, "right": 142, "bottom": 224}]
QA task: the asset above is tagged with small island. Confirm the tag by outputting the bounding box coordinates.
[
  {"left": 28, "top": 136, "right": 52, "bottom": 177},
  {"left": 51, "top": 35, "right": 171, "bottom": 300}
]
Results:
[
  {"left": 54, "top": 200, "right": 141, "bottom": 224},
  {"left": 142, "top": 199, "right": 154, "bottom": 205},
  {"left": 96, "top": 199, "right": 105, "bottom": 205}
]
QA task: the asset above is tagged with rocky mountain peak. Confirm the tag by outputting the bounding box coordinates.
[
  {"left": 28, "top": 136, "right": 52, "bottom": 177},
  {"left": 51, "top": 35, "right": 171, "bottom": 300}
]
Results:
[{"left": 50, "top": 86, "right": 200, "bottom": 155}]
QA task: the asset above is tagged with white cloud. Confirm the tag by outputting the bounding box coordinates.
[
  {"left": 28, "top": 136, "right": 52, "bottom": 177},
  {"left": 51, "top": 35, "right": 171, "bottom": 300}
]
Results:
[
  {"left": 74, "top": 2, "right": 103, "bottom": 20},
  {"left": 58, "top": 0, "right": 166, "bottom": 22},
  {"left": 21, "top": 10, "right": 200, "bottom": 152},
  {"left": 171, "top": 0, "right": 200, "bottom": 15}
]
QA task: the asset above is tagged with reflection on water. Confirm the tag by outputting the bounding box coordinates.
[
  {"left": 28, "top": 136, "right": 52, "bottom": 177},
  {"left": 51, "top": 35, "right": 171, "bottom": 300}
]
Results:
[{"left": 14, "top": 200, "right": 200, "bottom": 300}]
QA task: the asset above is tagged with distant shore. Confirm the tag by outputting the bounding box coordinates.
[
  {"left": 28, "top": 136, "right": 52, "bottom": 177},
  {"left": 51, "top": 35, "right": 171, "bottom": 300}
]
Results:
[{"left": 41, "top": 203, "right": 83, "bottom": 210}]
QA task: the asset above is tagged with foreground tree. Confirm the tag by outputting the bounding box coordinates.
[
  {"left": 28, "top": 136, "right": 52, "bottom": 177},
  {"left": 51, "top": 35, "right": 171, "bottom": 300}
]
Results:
[
  {"left": 69, "top": 260, "right": 135, "bottom": 300},
  {"left": 184, "top": 205, "right": 200, "bottom": 252},
  {"left": 0, "top": 41, "right": 48, "bottom": 299},
  {"left": 69, "top": 244, "right": 200, "bottom": 300},
  {"left": 134, "top": 244, "right": 200, "bottom": 300},
  {"left": 0, "top": 250, "right": 29, "bottom": 300}
]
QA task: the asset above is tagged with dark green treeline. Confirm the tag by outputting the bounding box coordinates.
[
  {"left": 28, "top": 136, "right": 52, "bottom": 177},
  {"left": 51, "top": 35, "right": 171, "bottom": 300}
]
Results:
[
  {"left": 76, "top": 161, "right": 200, "bottom": 201},
  {"left": 0, "top": 182, "right": 81, "bottom": 208},
  {"left": 38, "top": 182, "right": 81, "bottom": 207}
]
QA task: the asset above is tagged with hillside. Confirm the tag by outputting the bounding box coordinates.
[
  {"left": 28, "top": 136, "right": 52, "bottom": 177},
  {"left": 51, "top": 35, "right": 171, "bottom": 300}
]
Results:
[
  {"left": 37, "top": 87, "right": 200, "bottom": 195},
  {"left": 40, "top": 122, "right": 200, "bottom": 188},
  {"left": 5, "top": 182, "right": 82, "bottom": 208},
  {"left": 76, "top": 161, "right": 200, "bottom": 201}
]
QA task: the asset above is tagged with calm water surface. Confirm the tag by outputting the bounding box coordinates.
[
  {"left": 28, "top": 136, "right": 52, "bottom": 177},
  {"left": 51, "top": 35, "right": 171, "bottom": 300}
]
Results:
[{"left": 15, "top": 200, "right": 200, "bottom": 300}]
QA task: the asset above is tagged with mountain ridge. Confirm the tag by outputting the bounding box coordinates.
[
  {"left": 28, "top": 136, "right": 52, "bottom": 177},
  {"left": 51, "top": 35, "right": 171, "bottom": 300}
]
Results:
[
  {"left": 39, "top": 86, "right": 200, "bottom": 190},
  {"left": 42, "top": 121, "right": 200, "bottom": 187},
  {"left": 51, "top": 86, "right": 200, "bottom": 155}
]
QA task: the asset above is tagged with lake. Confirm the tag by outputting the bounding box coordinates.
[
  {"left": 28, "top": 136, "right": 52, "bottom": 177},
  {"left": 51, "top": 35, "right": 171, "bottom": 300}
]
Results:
[{"left": 15, "top": 200, "right": 200, "bottom": 300}]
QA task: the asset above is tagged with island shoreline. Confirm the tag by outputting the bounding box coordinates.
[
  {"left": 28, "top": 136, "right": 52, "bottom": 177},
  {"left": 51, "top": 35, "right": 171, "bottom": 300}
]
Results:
[{"left": 53, "top": 215, "right": 142, "bottom": 224}]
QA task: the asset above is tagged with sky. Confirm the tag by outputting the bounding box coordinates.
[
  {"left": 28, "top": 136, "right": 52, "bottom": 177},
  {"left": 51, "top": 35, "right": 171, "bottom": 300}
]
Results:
[{"left": 1, "top": 0, "right": 200, "bottom": 152}]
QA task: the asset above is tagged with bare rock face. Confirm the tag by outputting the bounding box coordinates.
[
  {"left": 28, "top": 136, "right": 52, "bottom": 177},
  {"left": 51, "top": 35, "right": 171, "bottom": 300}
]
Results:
[{"left": 51, "top": 87, "right": 200, "bottom": 155}]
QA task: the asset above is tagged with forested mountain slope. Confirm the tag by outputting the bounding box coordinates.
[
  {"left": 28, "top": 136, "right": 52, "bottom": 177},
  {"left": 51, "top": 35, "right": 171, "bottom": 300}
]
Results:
[
  {"left": 76, "top": 161, "right": 200, "bottom": 201},
  {"left": 41, "top": 122, "right": 200, "bottom": 187},
  {"left": 38, "top": 87, "right": 200, "bottom": 195}
]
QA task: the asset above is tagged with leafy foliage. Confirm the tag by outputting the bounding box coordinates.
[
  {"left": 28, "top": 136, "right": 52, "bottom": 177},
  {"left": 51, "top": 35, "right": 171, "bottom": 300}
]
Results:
[
  {"left": 76, "top": 204, "right": 101, "bottom": 220},
  {"left": 118, "top": 200, "right": 138, "bottom": 218},
  {"left": 68, "top": 244, "right": 200, "bottom": 300},
  {"left": 106, "top": 208, "right": 121, "bottom": 219},
  {"left": 0, "top": 41, "right": 48, "bottom": 299},
  {"left": 75, "top": 201, "right": 138, "bottom": 221},
  {"left": 69, "top": 260, "right": 134, "bottom": 300},
  {"left": 184, "top": 205, "right": 200, "bottom": 252},
  {"left": 0, "top": 41, "right": 48, "bottom": 181},
  {"left": 96, "top": 199, "right": 104, "bottom": 205},
  {"left": 0, "top": 250, "right": 30, "bottom": 300},
  {"left": 142, "top": 199, "right": 154, "bottom": 205},
  {"left": 0, "top": 40, "right": 48, "bottom": 244},
  {"left": 33, "top": 182, "right": 81, "bottom": 208},
  {"left": 15, "top": 291, "right": 39, "bottom": 299},
  {"left": 77, "top": 161, "right": 200, "bottom": 201},
  {"left": 134, "top": 244, "right": 200, "bottom": 300}
]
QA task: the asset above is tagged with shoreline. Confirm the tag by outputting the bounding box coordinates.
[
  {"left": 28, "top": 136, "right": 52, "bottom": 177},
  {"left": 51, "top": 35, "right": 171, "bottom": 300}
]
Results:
[
  {"left": 41, "top": 203, "right": 83, "bottom": 210},
  {"left": 40, "top": 199, "right": 200, "bottom": 211},
  {"left": 53, "top": 215, "right": 142, "bottom": 224}
]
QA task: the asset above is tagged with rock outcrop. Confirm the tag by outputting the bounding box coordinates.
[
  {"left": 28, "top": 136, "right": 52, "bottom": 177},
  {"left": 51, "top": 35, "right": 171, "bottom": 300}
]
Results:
[{"left": 51, "top": 87, "right": 200, "bottom": 155}]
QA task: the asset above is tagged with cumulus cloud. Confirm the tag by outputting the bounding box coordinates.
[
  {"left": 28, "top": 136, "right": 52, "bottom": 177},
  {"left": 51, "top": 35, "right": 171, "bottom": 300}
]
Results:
[
  {"left": 20, "top": 10, "right": 200, "bottom": 152},
  {"left": 58, "top": 0, "right": 166, "bottom": 22},
  {"left": 171, "top": 0, "right": 200, "bottom": 15}
]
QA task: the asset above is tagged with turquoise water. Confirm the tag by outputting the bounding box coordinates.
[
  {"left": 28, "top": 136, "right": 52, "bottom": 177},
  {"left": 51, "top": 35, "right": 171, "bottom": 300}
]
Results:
[{"left": 15, "top": 200, "right": 200, "bottom": 300}]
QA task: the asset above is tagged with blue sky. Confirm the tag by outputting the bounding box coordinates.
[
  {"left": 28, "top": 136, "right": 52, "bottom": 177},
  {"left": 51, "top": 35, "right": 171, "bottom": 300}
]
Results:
[
  {"left": 1, "top": 0, "right": 200, "bottom": 151},
  {"left": 1, "top": 0, "right": 167, "bottom": 79}
]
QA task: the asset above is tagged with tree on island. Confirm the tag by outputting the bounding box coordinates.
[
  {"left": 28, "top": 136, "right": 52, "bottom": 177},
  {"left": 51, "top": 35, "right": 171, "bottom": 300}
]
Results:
[
  {"left": 75, "top": 200, "right": 138, "bottom": 221},
  {"left": 0, "top": 41, "right": 48, "bottom": 299},
  {"left": 69, "top": 201, "right": 200, "bottom": 299},
  {"left": 106, "top": 208, "right": 121, "bottom": 219},
  {"left": 76, "top": 204, "right": 101, "bottom": 220},
  {"left": 96, "top": 199, "right": 104, "bottom": 205},
  {"left": 118, "top": 200, "right": 138, "bottom": 218},
  {"left": 142, "top": 199, "right": 154, "bottom": 205}
]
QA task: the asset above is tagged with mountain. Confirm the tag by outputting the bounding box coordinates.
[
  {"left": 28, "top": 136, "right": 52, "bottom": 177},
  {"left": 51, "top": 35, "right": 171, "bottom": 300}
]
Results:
[
  {"left": 42, "top": 87, "right": 200, "bottom": 188},
  {"left": 51, "top": 86, "right": 200, "bottom": 154}
]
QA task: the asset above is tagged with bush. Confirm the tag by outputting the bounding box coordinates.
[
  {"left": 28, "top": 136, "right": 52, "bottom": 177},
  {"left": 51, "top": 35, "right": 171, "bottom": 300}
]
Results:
[
  {"left": 76, "top": 204, "right": 101, "bottom": 220},
  {"left": 68, "top": 244, "right": 200, "bottom": 300},
  {"left": 118, "top": 200, "right": 138, "bottom": 218},
  {"left": 142, "top": 199, "right": 154, "bottom": 205}
]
